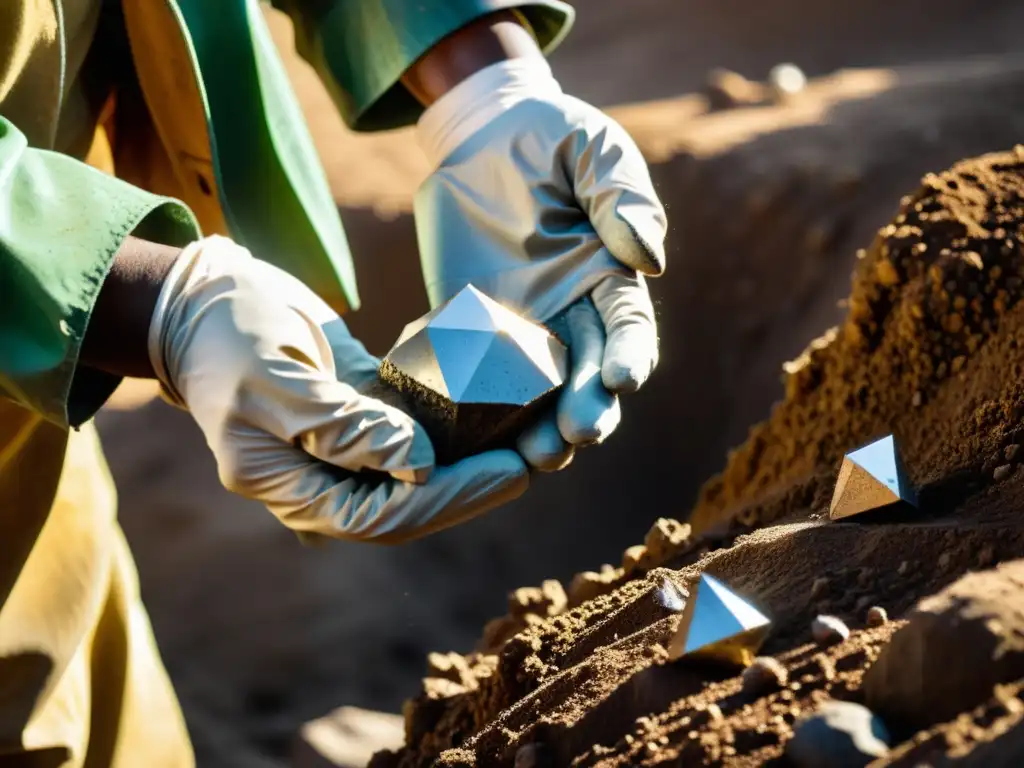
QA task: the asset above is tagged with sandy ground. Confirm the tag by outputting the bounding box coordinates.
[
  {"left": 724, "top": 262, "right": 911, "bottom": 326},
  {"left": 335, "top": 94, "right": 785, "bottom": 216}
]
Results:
[{"left": 95, "top": 2, "right": 1024, "bottom": 764}]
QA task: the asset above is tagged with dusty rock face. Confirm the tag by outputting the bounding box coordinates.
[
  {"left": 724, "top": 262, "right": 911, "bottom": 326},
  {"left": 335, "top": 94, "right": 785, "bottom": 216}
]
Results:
[{"left": 864, "top": 559, "right": 1024, "bottom": 730}]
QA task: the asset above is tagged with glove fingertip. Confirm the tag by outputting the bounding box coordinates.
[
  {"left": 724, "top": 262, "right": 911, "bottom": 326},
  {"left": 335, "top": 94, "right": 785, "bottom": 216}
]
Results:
[
  {"left": 624, "top": 240, "right": 665, "bottom": 277},
  {"left": 529, "top": 446, "right": 576, "bottom": 473},
  {"left": 602, "top": 343, "right": 659, "bottom": 393},
  {"left": 601, "top": 360, "right": 646, "bottom": 395},
  {"left": 557, "top": 391, "right": 621, "bottom": 446},
  {"left": 613, "top": 212, "right": 666, "bottom": 276},
  {"left": 517, "top": 417, "right": 575, "bottom": 472}
]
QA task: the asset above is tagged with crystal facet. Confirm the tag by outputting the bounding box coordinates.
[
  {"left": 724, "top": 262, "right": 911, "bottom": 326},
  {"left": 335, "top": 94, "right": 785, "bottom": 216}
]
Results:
[
  {"left": 379, "top": 285, "right": 568, "bottom": 464},
  {"left": 829, "top": 434, "right": 917, "bottom": 520},
  {"left": 668, "top": 573, "right": 771, "bottom": 667}
]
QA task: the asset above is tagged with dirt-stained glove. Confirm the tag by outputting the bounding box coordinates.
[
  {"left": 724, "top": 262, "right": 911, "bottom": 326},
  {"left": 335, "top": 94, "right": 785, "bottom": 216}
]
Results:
[
  {"left": 148, "top": 235, "right": 528, "bottom": 542},
  {"left": 415, "top": 56, "right": 666, "bottom": 471}
]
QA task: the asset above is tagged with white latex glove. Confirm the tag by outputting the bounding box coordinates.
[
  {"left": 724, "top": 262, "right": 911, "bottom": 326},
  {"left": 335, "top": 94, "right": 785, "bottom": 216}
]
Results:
[
  {"left": 414, "top": 56, "right": 666, "bottom": 471},
  {"left": 148, "top": 236, "right": 528, "bottom": 542}
]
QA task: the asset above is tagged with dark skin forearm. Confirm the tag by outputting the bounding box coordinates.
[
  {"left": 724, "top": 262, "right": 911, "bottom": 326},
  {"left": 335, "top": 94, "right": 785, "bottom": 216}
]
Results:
[
  {"left": 79, "top": 236, "right": 181, "bottom": 379},
  {"left": 401, "top": 11, "right": 541, "bottom": 106},
  {"left": 79, "top": 15, "right": 532, "bottom": 379}
]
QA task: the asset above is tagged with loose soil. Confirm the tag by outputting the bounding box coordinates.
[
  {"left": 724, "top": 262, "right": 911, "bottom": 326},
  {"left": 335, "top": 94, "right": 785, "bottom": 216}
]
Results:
[{"left": 370, "top": 150, "right": 1024, "bottom": 765}]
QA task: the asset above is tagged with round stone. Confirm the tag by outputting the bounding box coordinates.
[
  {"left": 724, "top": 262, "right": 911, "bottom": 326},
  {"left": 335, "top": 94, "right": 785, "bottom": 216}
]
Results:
[
  {"left": 812, "top": 615, "right": 850, "bottom": 646},
  {"left": 786, "top": 700, "right": 890, "bottom": 767}
]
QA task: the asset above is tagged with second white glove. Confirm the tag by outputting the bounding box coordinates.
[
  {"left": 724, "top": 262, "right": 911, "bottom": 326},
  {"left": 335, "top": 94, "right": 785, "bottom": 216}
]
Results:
[{"left": 414, "top": 56, "right": 666, "bottom": 471}]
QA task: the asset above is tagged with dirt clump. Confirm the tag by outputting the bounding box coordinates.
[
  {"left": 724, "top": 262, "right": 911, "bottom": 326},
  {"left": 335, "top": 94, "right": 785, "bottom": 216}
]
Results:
[
  {"left": 508, "top": 581, "right": 568, "bottom": 623},
  {"left": 472, "top": 517, "right": 705, "bottom": 655}
]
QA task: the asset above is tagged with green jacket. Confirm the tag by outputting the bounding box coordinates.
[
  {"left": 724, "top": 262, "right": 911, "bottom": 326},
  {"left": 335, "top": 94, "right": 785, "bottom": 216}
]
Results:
[{"left": 1, "top": 0, "right": 573, "bottom": 431}]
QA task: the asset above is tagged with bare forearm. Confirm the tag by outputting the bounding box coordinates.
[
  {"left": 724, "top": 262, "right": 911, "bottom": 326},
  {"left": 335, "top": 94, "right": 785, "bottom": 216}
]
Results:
[
  {"left": 401, "top": 11, "right": 541, "bottom": 107},
  {"left": 79, "top": 236, "right": 181, "bottom": 379}
]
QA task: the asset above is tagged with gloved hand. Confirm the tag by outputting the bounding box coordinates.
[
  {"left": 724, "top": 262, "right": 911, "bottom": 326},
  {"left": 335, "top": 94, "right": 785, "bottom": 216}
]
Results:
[
  {"left": 148, "top": 235, "right": 528, "bottom": 542},
  {"left": 414, "top": 55, "right": 666, "bottom": 471}
]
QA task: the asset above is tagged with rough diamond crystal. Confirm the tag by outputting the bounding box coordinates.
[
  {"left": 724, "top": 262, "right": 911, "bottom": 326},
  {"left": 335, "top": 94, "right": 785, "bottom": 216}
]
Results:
[
  {"left": 379, "top": 285, "right": 568, "bottom": 464},
  {"left": 668, "top": 573, "right": 772, "bottom": 668},
  {"left": 829, "top": 434, "right": 918, "bottom": 521}
]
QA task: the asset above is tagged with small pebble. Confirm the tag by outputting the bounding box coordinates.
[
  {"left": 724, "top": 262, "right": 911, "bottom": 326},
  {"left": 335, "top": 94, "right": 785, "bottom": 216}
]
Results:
[
  {"left": 768, "top": 63, "right": 807, "bottom": 96},
  {"left": 742, "top": 656, "right": 789, "bottom": 694},
  {"left": 938, "top": 552, "right": 953, "bottom": 570},
  {"left": 911, "top": 391, "right": 923, "bottom": 407},
  {"left": 994, "top": 464, "right": 1012, "bottom": 482},
  {"left": 812, "top": 615, "right": 851, "bottom": 646},
  {"left": 786, "top": 700, "right": 891, "bottom": 767},
  {"left": 1005, "top": 444, "right": 1020, "bottom": 462},
  {"left": 897, "top": 561, "right": 910, "bottom": 576},
  {"left": 866, "top": 606, "right": 889, "bottom": 627}
]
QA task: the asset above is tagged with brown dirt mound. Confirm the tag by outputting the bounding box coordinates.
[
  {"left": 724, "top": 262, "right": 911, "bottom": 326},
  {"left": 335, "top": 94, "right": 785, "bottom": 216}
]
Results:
[
  {"left": 370, "top": 149, "right": 1024, "bottom": 766},
  {"left": 692, "top": 146, "right": 1024, "bottom": 535}
]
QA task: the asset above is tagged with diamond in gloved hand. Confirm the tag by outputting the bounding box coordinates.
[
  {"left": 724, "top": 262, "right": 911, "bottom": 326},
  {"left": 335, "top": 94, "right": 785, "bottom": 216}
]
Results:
[
  {"left": 667, "top": 573, "right": 771, "bottom": 668},
  {"left": 829, "top": 434, "right": 917, "bottom": 520},
  {"left": 379, "top": 286, "right": 568, "bottom": 465}
]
